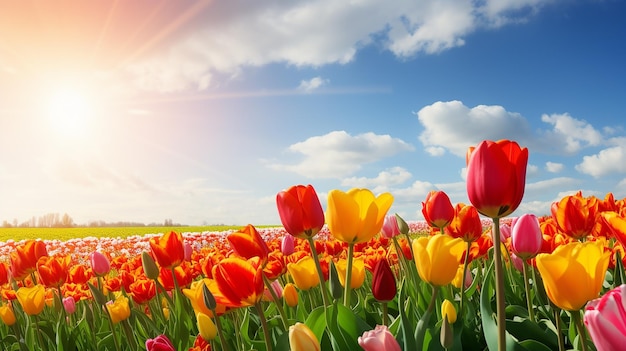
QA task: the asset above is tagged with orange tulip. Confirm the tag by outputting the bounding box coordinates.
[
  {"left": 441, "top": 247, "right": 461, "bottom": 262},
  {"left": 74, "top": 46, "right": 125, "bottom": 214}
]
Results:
[
  {"left": 552, "top": 193, "right": 599, "bottom": 239},
  {"left": 128, "top": 279, "right": 156, "bottom": 305},
  {"left": 0, "top": 304, "right": 16, "bottom": 326},
  {"left": 9, "top": 240, "right": 48, "bottom": 281},
  {"left": 227, "top": 224, "right": 270, "bottom": 263},
  {"left": 445, "top": 203, "right": 483, "bottom": 243},
  {"left": 149, "top": 231, "right": 185, "bottom": 269},
  {"left": 211, "top": 256, "right": 265, "bottom": 308},
  {"left": 276, "top": 184, "right": 325, "bottom": 239},
  {"left": 466, "top": 140, "right": 528, "bottom": 218},
  {"left": 422, "top": 190, "right": 455, "bottom": 230},
  {"left": 0, "top": 262, "right": 9, "bottom": 286},
  {"left": 37, "top": 255, "right": 70, "bottom": 288}
]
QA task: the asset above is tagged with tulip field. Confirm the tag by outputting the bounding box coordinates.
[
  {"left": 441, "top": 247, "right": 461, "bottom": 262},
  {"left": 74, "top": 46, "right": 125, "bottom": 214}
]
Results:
[{"left": 2, "top": 140, "right": 626, "bottom": 351}]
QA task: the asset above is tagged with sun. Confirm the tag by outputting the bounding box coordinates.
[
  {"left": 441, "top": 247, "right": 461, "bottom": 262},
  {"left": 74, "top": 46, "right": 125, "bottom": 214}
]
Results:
[{"left": 45, "top": 88, "right": 93, "bottom": 138}]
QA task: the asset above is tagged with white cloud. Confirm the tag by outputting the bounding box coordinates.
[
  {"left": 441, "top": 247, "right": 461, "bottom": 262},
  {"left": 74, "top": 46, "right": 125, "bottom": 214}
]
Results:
[
  {"left": 540, "top": 113, "right": 602, "bottom": 153},
  {"left": 527, "top": 164, "right": 539, "bottom": 177},
  {"left": 576, "top": 145, "right": 626, "bottom": 178},
  {"left": 341, "top": 167, "right": 412, "bottom": 190},
  {"left": 425, "top": 146, "right": 446, "bottom": 156},
  {"left": 417, "top": 100, "right": 532, "bottom": 157},
  {"left": 124, "top": 0, "right": 554, "bottom": 92},
  {"left": 269, "top": 131, "right": 414, "bottom": 178},
  {"left": 545, "top": 162, "right": 564, "bottom": 173},
  {"left": 297, "top": 76, "right": 329, "bottom": 93}
]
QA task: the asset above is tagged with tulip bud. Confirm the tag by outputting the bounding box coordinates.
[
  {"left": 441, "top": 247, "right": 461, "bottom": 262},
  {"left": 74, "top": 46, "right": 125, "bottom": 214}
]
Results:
[
  {"left": 89, "top": 252, "right": 110, "bottom": 277},
  {"left": 440, "top": 315, "right": 454, "bottom": 349},
  {"left": 283, "top": 283, "right": 299, "bottom": 307},
  {"left": 358, "top": 325, "right": 401, "bottom": 351},
  {"left": 184, "top": 242, "right": 193, "bottom": 261},
  {"left": 328, "top": 261, "right": 343, "bottom": 300},
  {"left": 196, "top": 312, "right": 217, "bottom": 341},
  {"left": 372, "top": 259, "right": 396, "bottom": 302},
  {"left": 441, "top": 299, "right": 457, "bottom": 324},
  {"left": 510, "top": 213, "right": 542, "bottom": 260},
  {"left": 142, "top": 252, "right": 160, "bottom": 281},
  {"left": 202, "top": 282, "right": 216, "bottom": 311},
  {"left": 289, "top": 322, "right": 320, "bottom": 351},
  {"left": 0, "top": 304, "right": 16, "bottom": 326},
  {"left": 395, "top": 214, "right": 409, "bottom": 235},
  {"left": 381, "top": 215, "right": 401, "bottom": 238},
  {"left": 63, "top": 297, "right": 76, "bottom": 315},
  {"left": 281, "top": 235, "right": 295, "bottom": 256}
]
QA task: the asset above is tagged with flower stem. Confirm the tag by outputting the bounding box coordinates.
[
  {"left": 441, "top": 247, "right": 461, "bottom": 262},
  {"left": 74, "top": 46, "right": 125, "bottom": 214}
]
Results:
[
  {"left": 344, "top": 242, "right": 355, "bottom": 307},
  {"left": 255, "top": 302, "right": 273, "bottom": 351},
  {"left": 416, "top": 285, "right": 440, "bottom": 347},
  {"left": 572, "top": 310, "right": 589, "bottom": 351},
  {"left": 522, "top": 260, "right": 535, "bottom": 322},
  {"left": 553, "top": 307, "right": 565, "bottom": 351},
  {"left": 460, "top": 241, "right": 471, "bottom": 316},
  {"left": 306, "top": 237, "right": 330, "bottom": 309},
  {"left": 212, "top": 311, "right": 230, "bottom": 351},
  {"left": 492, "top": 217, "right": 506, "bottom": 351},
  {"left": 382, "top": 302, "right": 389, "bottom": 326},
  {"left": 262, "top": 274, "right": 290, "bottom": 330}
]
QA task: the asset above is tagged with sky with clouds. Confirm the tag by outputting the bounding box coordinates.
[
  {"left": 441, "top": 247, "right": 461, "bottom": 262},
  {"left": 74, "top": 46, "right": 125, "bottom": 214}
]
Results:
[{"left": 0, "top": 0, "right": 625, "bottom": 226}]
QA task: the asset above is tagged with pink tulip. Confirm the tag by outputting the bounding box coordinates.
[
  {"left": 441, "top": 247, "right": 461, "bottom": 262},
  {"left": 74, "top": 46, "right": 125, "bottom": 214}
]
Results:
[
  {"left": 62, "top": 297, "right": 76, "bottom": 315},
  {"left": 184, "top": 242, "right": 193, "bottom": 261},
  {"left": 510, "top": 214, "right": 542, "bottom": 259},
  {"left": 499, "top": 223, "right": 512, "bottom": 241},
  {"left": 358, "top": 325, "right": 401, "bottom": 351},
  {"left": 381, "top": 215, "right": 400, "bottom": 238},
  {"left": 145, "top": 334, "right": 175, "bottom": 351},
  {"left": 89, "top": 252, "right": 110, "bottom": 277},
  {"left": 584, "top": 284, "right": 626, "bottom": 351},
  {"left": 281, "top": 235, "right": 295, "bottom": 256},
  {"left": 510, "top": 253, "right": 525, "bottom": 273}
]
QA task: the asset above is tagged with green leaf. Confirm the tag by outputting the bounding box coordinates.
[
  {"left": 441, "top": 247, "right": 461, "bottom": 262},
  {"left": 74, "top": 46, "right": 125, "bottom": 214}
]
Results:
[
  {"left": 518, "top": 339, "right": 554, "bottom": 351},
  {"left": 398, "top": 282, "right": 418, "bottom": 351}
]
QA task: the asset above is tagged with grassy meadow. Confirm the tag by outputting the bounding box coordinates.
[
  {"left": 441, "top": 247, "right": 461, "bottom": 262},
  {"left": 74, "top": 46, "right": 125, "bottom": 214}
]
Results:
[{"left": 0, "top": 225, "right": 248, "bottom": 242}]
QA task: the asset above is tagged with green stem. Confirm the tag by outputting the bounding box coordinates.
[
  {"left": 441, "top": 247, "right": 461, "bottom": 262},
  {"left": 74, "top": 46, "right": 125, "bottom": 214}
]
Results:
[
  {"left": 382, "top": 302, "right": 389, "bottom": 326},
  {"left": 306, "top": 237, "right": 330, "bottom": 309},
  {"left": 103, "top": 304, "right": 122, "bottom": 351},
  {"left": 492, "top": 217, "right": 506, "bottom": 351},
  {"left": 212, "top": 310, "right": 230, "bottom": 351},
  {"left": 255, "top": 302, "right": 273, "bottom": 351},
  {"left": 554, "top": 307, "right": 565, "bottom": 351},
  {"left": 33, "top": 314, "right": 48, "bottom": 351},
  {"left": 460, "top": 241, "right": 471, "bottom": 316},
  {"left": 121, "top": 319, "right": 138, "bottom": 351},
  {"left": 572, "top": 310, "right": 589, "bottom": 351},
  {"left": 416, "top": 285, "right": 440, "bottom": 347},
  {"left": 344, "top": 242, "right": 355, "bottom": 307},
  {"left": 522, "top": 260, "right": 535, "bottom": 322},
  {"left": 262, "top": 275, "right": 290, "bottom": 330}
]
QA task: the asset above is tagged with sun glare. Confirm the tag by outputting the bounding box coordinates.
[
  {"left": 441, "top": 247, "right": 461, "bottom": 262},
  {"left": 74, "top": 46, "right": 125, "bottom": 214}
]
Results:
[{"left": 46, "top": 88, "right": 93, "bottom": 137}]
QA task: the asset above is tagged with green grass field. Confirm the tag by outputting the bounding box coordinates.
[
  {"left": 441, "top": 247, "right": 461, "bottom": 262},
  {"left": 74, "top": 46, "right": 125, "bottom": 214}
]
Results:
[{"left": 0, "top": 225, "right": 249, "bottom": 242}]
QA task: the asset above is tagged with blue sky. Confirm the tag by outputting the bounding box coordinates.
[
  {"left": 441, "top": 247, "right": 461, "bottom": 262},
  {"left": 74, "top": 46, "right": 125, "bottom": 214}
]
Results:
[{"left": 0, "top": 0, "right": 625, "bottom": 226}]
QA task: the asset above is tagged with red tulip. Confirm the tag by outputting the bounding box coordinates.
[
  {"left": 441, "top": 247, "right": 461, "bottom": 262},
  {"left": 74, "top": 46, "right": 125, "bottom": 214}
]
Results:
[
  {"left": 37, "top": 255, "right": 70, "bottom": 288},
  {"left": 445, "top": 203, "right": 483, "bottom": 243},
  {"left": 372, "top": 259, "right": 396, "bottom": 302},
  {"left": 422, "top": 191, "right": 455, "bottom": 230},
  {"left": 276, "top": 184, "right": 325, "bottom": 239},
  {"left": 149, "top": 231, "right": 185, "bottom": 269},
  {"left": 466, "top": 140, "right": 528, "bottom": 218},
  {"left": 553, "top": 193, "right": 598, "bottom": 239},
  {"left": 145, "top": 334, "right": 175, "bottom": 351},
  {"left": 227, "top": 224, "right": 270, "bottom": 263},
  {"left": 211, "top": 256, "right": 265, "bottom": 307}
]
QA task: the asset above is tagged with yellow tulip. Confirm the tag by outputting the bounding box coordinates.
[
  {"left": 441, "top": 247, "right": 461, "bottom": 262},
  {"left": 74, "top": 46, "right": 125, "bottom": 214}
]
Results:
[
  {"left": 441, "top": 299, "right": 457, "bottom": 324},
  {"left": 536, "top": 240, "right": 610, "bottom": 311},
  {"left": 335, "top": 258, "right": 365, "bottom": 289},
  {"left": 287, "top": 256, "right": 320, "bottom": 291},
  {"left": 413, "top": 235, "right": 465, "bottom": 287},
  {"left": 196, "top": 312, "right": 217, "bottom": 341},
  {"left": 0, "top": 304, "right": 16, "bottom": 326},
  {"left": 106, "top": 295, "right": 131, "bottom": 324},
  {"left": 16, "top": 284, "right": 46, "bottom": 316},
  {"left": 289, "top": 322, "right": 320, "bottom": 351},
  {"left": 283, "top": 283, "right": 299, "bottom": 307},
  {"left": 326, "top": 188, "right": 394, "bottom": 244}
]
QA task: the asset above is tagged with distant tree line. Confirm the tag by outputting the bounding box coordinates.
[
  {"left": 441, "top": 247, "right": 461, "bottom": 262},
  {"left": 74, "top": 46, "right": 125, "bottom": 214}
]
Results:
[{"left": 1, "top": 214, "right": 184, "bottom": 228}]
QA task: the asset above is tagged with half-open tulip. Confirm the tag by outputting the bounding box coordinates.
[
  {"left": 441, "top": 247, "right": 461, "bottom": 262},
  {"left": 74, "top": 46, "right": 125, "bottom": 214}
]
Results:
[
  {"left": 445, "top": 203, "right": 483, "bottom": 243},
  {"left": 145, "top": 334, "right": 175, "bottom": 351},
  {"left": 0, "top": 304, "right": 16, "bottom": 326},
  {"left": 10, "top": 240, "right": 48, "bottom": 281},
  {"left": 584, "top": 284, "right": 626, "bottom": 351},
  {"left": 276, "top": 184, "right": 325, "bottom": 239},
  {"left": 227, "top": 224, "right": 270, "bottom": 263},
  {"left": 326, "top": 188, "right": 393, "bottom": 244},
  {"left": 372, "top": 259, "right": 396, "bottom": 302},
  {"left": 466, "top": 140, "right": 528, "bottom": 218},
  {"left": 211, "top": 256, "right": 264, "bottom": 307},
  {"left": 106, "top": 295, "right": 131, "bottom": 324},
  {"left": 413, "top": 234, "right": 465, "bottom": 286},
  {"left": 536, "top": 241, "right": 610, "bottom": 311},
  {"left": 287, "top": 256, "right": 320, "bottom": 291},
  {"left": 37, "top": 255, "right": 70, "bottom": 288},
  {"left": 289, "top": 322, "right": 320, "bottom": 351},
  {"left": 441, "top": 299, "right": 457, "bottom": 324},
  {"left": 149, "top": 231, "right": 185, "bottom": 269},
  {"left": 381, "top": 214, "right": 401, "bottom": 238},
  {"left": 510, "top": 214, "right": 542, "bottom": 259},
  {"left": 16, "top": 284, "right": 46, "bottom": 316},
  {"left": 553, "top": 193, "right": 599, "bottom": 239},
  {"left": 358, "top": 325, "right": 401, "bottom": 351},
  {"left": 422, "top": 190, "right": 455, "bottom": 230}
]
